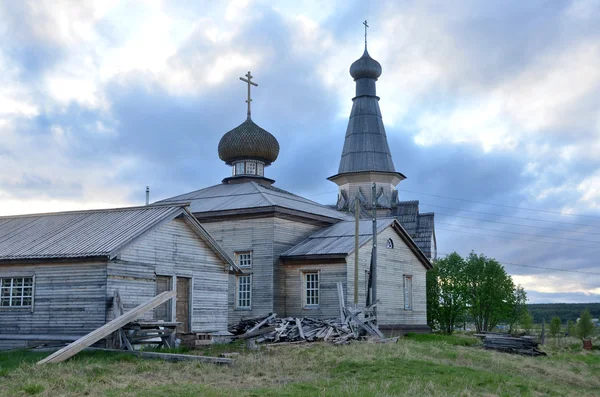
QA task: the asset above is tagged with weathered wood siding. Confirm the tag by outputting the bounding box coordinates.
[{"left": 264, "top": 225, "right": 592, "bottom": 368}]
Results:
[
  {"left": 281, "top": 262, "right": 346, "bottom": 319},
  {"left": 108, "top": 218, "right": 229, "bottom": 333},
  {"left": 201, "top": 218, "right": 275, "bottom": 324},
  {"left": 273, "top": 218, "right": 324, "bottom": 316},
  {"left": 346, "top": 226, "right": 427, "bottom": 325},
  {"left": 0, "top": 262, "right": 107, "bottom": 343}
]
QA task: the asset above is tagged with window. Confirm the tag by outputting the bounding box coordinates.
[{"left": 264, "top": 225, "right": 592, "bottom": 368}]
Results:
[
  {"left": 404, "top": 275, "right": 413, "bottom": 310},
  {"left": 236, "top": 275, "right": 251, "bottom": 309},
  {"left": 235, "top": 162, "right": 245, "bottom": 175},
  {"left": 303, "top": 272, "right": 319, "bottom": 307},
  {"left": 256, "top": 163, "right": 264, "bottom": 176},
  {"left": 246, "top": 162, "right": 256, "bottom": 175},
  {"left": 1, "top": 277, "right": 34, "bottom": 307},
  {"left": 386, "top": 238, "right": 394, "bottom": 249},
  {"left": 236, "top": 251, "right": 252, "bottom": 267}
]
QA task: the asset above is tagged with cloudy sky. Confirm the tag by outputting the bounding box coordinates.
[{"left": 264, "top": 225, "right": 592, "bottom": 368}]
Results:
[{"left": 1, "top": 0, "right": 599, "bottom": 304}]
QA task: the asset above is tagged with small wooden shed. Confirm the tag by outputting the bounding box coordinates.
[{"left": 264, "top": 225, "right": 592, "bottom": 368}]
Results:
[{"left": 0, "top": 203, "right": 239, "bottom": 350}]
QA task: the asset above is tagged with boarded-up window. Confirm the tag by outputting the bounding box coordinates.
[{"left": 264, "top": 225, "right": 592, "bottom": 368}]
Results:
[
  {"left": 0, "top": 277, "right": 33, "bottom": 307},
  {"left": 237, "top": 275, "right": 251, "bottom": 309},
  {"left": 404, "top": 275, "right": 413, "bottom": 310},
  {"left": 303, "top": 272, "right": 319, "bottom": 307}
]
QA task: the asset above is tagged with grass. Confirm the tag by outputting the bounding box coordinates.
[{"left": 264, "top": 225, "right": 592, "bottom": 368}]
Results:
[{"left": 0, "top": 335, "right": 598, "bottom": 397}]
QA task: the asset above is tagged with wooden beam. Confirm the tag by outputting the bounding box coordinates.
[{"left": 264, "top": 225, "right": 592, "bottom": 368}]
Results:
[
  {"left": 37, "top": 290, "right": 176, "bottom": 365},
  {"left": 337, "top": 282, "right": 346, "bottom": 323},
  {"left": 244, "top": 313, "right": 276, "bottom": 335},
  {"left": 0, "top": 334, "right": 82, "bottom": 341}
]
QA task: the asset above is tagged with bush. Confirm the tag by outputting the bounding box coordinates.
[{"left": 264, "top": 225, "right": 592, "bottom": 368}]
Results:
[{"left": 550, "top": 316, "right": 561, "bottom": 338}]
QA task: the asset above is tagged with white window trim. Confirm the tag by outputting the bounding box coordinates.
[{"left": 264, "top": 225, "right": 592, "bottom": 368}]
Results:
[
  {"left": 256, "top": 163, "right": 264, "bottom": 176},
  {"left": 236, "top": 274, "right": 252, "bottom": 310},
  {"left": 302, "top": 271, "right": 320, "bottom": 309},
  {"left": 0, "top": 275, "right": 35, "bottom": 311},
  {"left": 235, "top": 251, "right": 252, "bottom": 268},
  {"left": 404, "top": 275, "right": 413, "bottom": 310},
  {"left": 246, "top": 161, "right": 256, "bottom": 175}
]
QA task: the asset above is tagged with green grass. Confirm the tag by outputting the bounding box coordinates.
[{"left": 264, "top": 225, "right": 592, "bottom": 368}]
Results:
[{"left": 0, "top": 335, "right": 598, "bottom": 396}]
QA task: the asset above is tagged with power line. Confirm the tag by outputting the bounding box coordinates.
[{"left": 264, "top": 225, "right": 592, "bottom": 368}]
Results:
[
  {"left": 420, "top": 202, "right": 600, "bottom": 230},
  {"left": 435, "top": 226, "right": 598, "bottom": 250},
  {"left": 434, "top": 211, "right": 600, "bottom": 236},
  {"left": 436, "top": 251, "right": 600, "bottom": 276},
  {"left": 398, "top": 189, "right": 600, "bottom": 220},
  {"left": 436, "top": 221, "right": 600, "bottom": 245}
]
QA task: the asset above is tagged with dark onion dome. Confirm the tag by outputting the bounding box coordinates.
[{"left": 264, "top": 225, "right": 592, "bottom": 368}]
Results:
[
  {"left": 350, "top": 49, "right": 382, "bottom": 80},
  {"left": 218, "top": 118, "right": 280, "bottom": 165}
]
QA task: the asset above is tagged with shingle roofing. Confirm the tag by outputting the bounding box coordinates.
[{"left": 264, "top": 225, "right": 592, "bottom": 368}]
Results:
[
  {"left": 158, "top": 181, "right": 352, "bottom": 221},
  {"left": 218, "top": 118, "right": 280, "bottom": 165},
  {"left": 0, "top": 204, "right": 236, "bottom": 268},
  {"left": 281, "top": 218, "right": 395, "bottom": 257}
]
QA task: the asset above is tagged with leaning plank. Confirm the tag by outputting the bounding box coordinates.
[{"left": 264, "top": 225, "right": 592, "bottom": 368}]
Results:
[
  {"left": 37, "top": 290, "right": 176, "bottom": 365},
  {"left": 85, "top": 348, "right": 233, "bottom": 365},
  {"left": 244, "top": 313, "right": 276, "bottom": 335},
  {"left": 336, "top": 282, "right": 346, "bottom": 323},
  {"left": 296, "top": 318, "right": 305, "bottom": 340}
]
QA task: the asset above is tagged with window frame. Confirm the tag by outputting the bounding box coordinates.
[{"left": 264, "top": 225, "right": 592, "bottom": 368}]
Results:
[
  {"left": 0, "top": 275, "right": 35, "bottom": 310},
  {"left": 256, "top": 163, "right": 264, "bottom": 176},
  {"left": 246, "top": 161, "right": 256, "bottom": 175},
  {"left": 386, "top": 238, "right": 394, "bottom": 249},
  {"left": 234, "top": 162, "right": 245, "bottom": 175},
  {"left": 235, "top": 251, "right": 252, "bottom": 268},
  {"left": 302, "top": 271, "right": 320, "bottom": 309},
  {"left": 236, "top": 274, "right": 252, "bottom": 310},
  {"left": 403, "top": 275, "right": 413, "bottom": 310}
]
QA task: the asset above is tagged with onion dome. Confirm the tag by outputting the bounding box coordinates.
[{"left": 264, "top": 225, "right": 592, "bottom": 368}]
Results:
[
  {"left": 350, "top": 49, "right": 382, "bottom": 80},
  {"left": 218, "top": 118, "right": 280, "bottom": 166}
]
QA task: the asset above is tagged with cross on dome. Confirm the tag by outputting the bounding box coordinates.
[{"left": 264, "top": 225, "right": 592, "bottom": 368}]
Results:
[{"left": 239, "top": 71, "right": 258, "bottom": 120}]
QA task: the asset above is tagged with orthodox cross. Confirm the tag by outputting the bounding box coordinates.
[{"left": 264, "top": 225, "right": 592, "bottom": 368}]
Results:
[
  {"left": 239, "top": 71, "right": 258, "bottom": 119},
  {"left": 363, "top": 20, "right": 369, "bottom": 49}
]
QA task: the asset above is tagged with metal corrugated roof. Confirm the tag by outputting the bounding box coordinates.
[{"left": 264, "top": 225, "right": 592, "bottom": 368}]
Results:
[
  {"left": 0, "top": 204, "right": 184, "bottom": 261},
  {"left": 281, "top": 218, "right": 395, "bottom": 257},
  {"left": 158, "top": 182, "right": 351, "bottom": 221}
]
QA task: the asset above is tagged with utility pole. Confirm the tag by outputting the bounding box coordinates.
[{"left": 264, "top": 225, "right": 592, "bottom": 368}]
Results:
[
  {"left": 354, "top": 196, "right": 360, "bottom": 307},
  {"left": 371, "top": 182, "right": 377, "bottom": 319}
]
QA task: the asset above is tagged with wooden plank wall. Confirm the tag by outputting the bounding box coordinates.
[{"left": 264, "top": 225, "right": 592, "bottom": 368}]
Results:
[
  {"left": 0, "top": 262, "right": 107, "bottom": 344},
  {"left": 109, "top": 218, "right": 230, "bottom": 333},
  {"left": 273, "top": 218, "right": 324, "bottom": 317},
  {"left": 201, "top": 218, "right": 275, "bottom": 324},
  {"left": 281, "top": 262, "right": 346, "bottom": 319},
  {"left": 345, "top": 226, "right": 428, "bottom": 325}
]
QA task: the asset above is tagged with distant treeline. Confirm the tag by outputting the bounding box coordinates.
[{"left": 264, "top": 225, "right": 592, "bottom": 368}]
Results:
[{"left": 526, "top": 303, "right": 600, "bottom": 323}]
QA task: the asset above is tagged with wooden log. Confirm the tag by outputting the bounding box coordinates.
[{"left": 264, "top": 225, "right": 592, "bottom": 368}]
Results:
[
  {"left": 37, "top": 290, "right": 176, "bottom": 365},
  {"left": 85, "top": 348, "right": 233, "bottom": 365},
  {"left": 0, "top": 335, "right": 82, "bottom": 341}
]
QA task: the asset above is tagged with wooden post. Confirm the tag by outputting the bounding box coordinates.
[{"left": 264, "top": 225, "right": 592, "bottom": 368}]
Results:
[
  {"left": 371, "top": 182, "right": 377, "bottom": 320},
  {"left": 541, "top": 319, "right": 546, "bottom": 345},
  {"left": 354, "top": 196, "right": 360, "bottom": 307}
]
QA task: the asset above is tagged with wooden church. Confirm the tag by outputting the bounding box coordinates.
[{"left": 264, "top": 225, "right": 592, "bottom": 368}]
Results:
[{"left": 158, "top": 38, "right": 436, "bottom": 333}]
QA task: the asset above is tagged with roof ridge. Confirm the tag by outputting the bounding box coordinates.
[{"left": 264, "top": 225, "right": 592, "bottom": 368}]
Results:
[
  {"left": 0, "top": 202, "right": 189, "bottom": 220},
  {"left": 251, "top": 181, "right": 277, "bottom": 206}
]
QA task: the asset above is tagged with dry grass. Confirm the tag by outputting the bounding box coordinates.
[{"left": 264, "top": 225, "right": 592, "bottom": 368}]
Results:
[{"left": 0, "top": 334, "right": 598, "bottom": 397}]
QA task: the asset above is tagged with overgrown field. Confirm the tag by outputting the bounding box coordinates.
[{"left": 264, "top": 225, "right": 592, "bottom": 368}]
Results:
[{"left": 1, "top": 334, "right": 599, "bottom": 397}]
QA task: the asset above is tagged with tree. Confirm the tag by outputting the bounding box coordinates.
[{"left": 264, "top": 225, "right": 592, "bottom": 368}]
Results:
[
  {"left": 463, "top": 252, "right": 515, "bottom": 333},
  {"left": 430, "top": 252, "right": 468, "bottom": 335},
  {"left": 426, "top": 265, "right": 439, "bottom": 330},
  {"left": 507, "top": 286, "right": 527, "bottom": 333},
  {"left": 576, "top": 309, "right": 595, "bottom": 341},
  {"left": 550, "top": 316, "right": 561, "bottom": 339},
  {"left": 520, "top": 311, "right": 533, "bottom": 335}
]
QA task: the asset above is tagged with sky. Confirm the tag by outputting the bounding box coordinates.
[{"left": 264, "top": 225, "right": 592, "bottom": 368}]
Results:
[{"left": 0, "top": 0, "right": 599, "bottom": 304}]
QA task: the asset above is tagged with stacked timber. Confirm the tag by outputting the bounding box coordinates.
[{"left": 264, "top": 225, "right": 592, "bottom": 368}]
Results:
[
  {"left": 229, "top": 310, "right": 386, "bottom": 345},
  {"left": 476, "top": 333, "right": 546, "bottom": 356}
]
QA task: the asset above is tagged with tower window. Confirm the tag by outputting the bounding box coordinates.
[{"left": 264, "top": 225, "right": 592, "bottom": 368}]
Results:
[
  {"left": 257, "top": 163, "right": 264, "bottom": 176},
  {"left": 386, "top": 238, "right": 394, "bottom": 249},
  {"left": 235, "top": 162, "right": 245, "bottom": 175},
  {"left": 246, "top": 162, "right": 256, "bottom": 175}
]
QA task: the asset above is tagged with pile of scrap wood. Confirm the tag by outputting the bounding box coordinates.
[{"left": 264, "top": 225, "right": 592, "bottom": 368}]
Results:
[
  {"left": 476, "top": 333, "right": 546, "bottom": 356},
  {"left": 229, "top": 309, "right": 385, "bottom": 345}
]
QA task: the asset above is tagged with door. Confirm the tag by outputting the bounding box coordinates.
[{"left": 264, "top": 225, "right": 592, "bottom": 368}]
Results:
[
  {"left": 176, "top": 277, "right": 190, "bottom": 333},
  {"left": 155, "top": 276, "right": 172, "bottom": 321}
]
